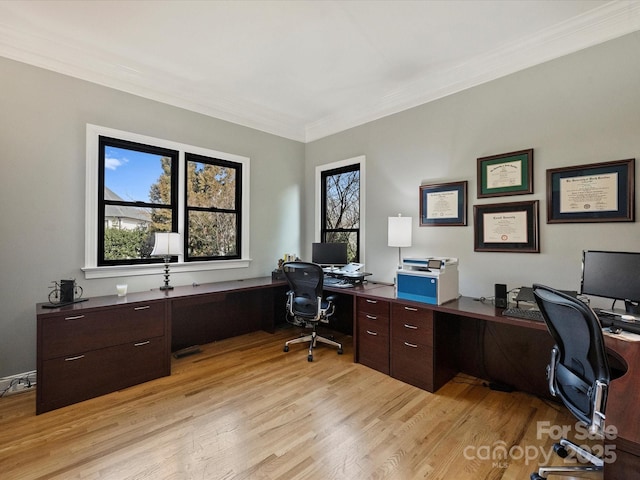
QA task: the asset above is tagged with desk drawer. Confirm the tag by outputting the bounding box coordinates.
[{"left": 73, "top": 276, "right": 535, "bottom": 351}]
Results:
[
  {"left": 41, "top": 301, "right": 165, "bottom": 359},
  {"left": 390, "top": 337, "right": 434, "bottom": 392},
  {"left": 357, "top": 327, "right": 389, "bottom": 374},
  {"left": 357, "top": 297, "right": 390, "bottom": 317},
  {"left": 391, "top": 303, "right": 433, "bottom": 346},
  {"left": 358, "top": 310, "right": 389, "bottom": 332},
  {"left": 38, "top": 336, "right": 168, "bottom": 413}
]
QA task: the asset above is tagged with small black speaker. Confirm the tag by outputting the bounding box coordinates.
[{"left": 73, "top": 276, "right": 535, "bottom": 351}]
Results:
[
  {"left": 60, "top": 280, "right": 76, "bottom": 303},
  {"left": 495, "top": 283, "right": 508, "bottom": 308}
]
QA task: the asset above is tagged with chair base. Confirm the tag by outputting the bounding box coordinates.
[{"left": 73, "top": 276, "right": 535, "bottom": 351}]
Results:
[
  {"left": 531, "top": 438, "right": 603, "bottom": 479},
  {"left": 283, "top": 330, "right": 343, "bottom": 362}
]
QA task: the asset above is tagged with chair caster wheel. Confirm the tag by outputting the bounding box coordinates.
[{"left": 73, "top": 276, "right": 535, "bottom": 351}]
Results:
[
  {"left": 553, "top": 443, "right": 568, "bottom": 458},
  {"left": 283, "top": 345, "right": 289, "bottom": 352},
  {"left": 307, "top": 354, "right": 313, "bottom": 362},
  {"left": 337, "top": 348, "right": 343, "bottom": 354},
  {"left": 530, "top": 473, "right": 544, "bottom": 480}
]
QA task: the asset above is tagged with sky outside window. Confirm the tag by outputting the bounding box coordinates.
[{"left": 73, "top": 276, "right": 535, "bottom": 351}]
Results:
[{"left": 104, "top": 146, "right": 166, "bottom": 202}]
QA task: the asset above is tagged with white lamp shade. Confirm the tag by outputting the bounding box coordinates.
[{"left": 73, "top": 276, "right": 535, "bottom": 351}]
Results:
[
  {"left": 151, "top": 232, "right": 181, "bottom": 257},
  {"left": 388, "top": 216, "right": 412, "bottom": 247}
]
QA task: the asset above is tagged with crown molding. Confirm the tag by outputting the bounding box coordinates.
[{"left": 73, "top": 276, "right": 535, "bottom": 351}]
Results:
[
  {"left": 305, "top": 1, "right": 640, "bottom": 142},
  {"left": 1, "top": 2, "right": 639, "bottom": 144},
  {"left": 0, "top": 21, "right": 307, "bottom": 142}
]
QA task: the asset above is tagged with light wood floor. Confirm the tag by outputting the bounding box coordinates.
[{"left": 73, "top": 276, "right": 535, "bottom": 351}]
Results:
[{"left": 0, "top": 327, "right": 597, "bottom": 480}]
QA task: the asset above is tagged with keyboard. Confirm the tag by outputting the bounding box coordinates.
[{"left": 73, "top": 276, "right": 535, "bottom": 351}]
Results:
[
  {"left": 502, "top": 307, "right": 544, "bottom": 322},
  {"left": 595, "top": 309, "right": 640, "bottom": 335},
  {"left": 323, "top": 276, "right": 343, "bottom": 285},
  {"left": 323, "top": 276, "right": 355, "bottom": 288}
]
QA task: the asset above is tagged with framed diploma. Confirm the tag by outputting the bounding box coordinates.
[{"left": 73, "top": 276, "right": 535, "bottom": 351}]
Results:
[
  {"left": 547, "top": 159, "right": 635, "bottom": 223},
  {"left": 473, "top": 200, "right": 539, "bottom": 252},
  {"left": 420, "top": 181, "right": 467, "bottom": 226},
  {"left": 477, "top": 149, "right": 533, "bottom": 198}
]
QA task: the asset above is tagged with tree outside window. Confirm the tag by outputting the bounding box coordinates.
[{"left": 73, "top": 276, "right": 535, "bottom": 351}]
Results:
[
  {"left": 185, "top": 153, "right": 241, "bottom": 260},
  {"left": 99, "top": 137, "right": 177, "bottom": 266},
  {"left": 321, "top": 164, "right": 360, "bottom": 262},
  {"left": 98, "top": 137, "right": 242, "bottom": 266}
]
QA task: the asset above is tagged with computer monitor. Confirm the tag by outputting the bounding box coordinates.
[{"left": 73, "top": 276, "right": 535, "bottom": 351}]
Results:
[
  {"left": 580, "top": 250, "right": 640, "bottom": 314},
  {"left": 312, "top": 242, "right": 348, "bottom": 268}
]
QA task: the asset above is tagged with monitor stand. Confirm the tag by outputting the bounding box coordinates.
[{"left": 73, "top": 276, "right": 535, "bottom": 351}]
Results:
[{"left": 625, "top": 300, "right": 640, "bottom": 315}]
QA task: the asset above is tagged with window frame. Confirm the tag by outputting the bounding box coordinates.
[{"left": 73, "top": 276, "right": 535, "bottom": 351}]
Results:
[
  {"left": 98, "top": 135, "right": 179, "bottom": 267},
  {"left": 84, "top": 124, "right": 250, "bottom": 279},
  {"left": 184, "top": 152, "right": 242, "bottom": 262},
  {"left": 315, "top": 155, "right": 365, "bottom": 264}
]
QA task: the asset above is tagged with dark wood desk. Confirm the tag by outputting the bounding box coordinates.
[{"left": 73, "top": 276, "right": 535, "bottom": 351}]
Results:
[
  {"left": 428, "top": 296, "right": 640, "bottom": 456},
  {"left": 166, "top": 277, "right": 288, "bottom": 350},
  {"left": 339, "top": 287, "right": 640, "bottom": 478},
  {"left": 36, "top": 277, "right": 287, "bottom": 414},
  {"left": 36, "top": 277, "right": 640, "bottom": 476}
]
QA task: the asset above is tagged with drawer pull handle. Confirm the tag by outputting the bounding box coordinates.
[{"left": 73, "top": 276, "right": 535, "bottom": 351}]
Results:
[
  {"left": 366, "top": 330, "right": 378, "bottom": 336},
  {"left": 366, "top": 299, "right": 378, "bottom": 304},
  {"left": 404, "top": 323, "right": 418, "bottom": 329},
  {"left": 366, "top": 314, "right": 377, "bottom": 320},
  {"left": 134, "top": 341, "right": 151, "bottom": 347},
  {"left": 64, "top": 315, "right": 85, "bottom": 321},
  {"left": 404, "top": 306, "right": 418, "bottom": 312},
  {"left": 134, "top": 305, "right": 151, "bottom": 311},
  {"left": 404, "top": 342, "right": 418, "bottom": 348},
  {"left": 65, "top": 355, "right": 85, "bottom": 361}
]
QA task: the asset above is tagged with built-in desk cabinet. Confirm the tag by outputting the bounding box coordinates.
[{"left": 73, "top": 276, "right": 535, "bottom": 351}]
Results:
[
  {"left": 390, "top": 302, "right": 435, "bottom": 391},
  {"left": 390, "top": 301, "right": 458, "bottom": 393},
  {"left": 356, "top": 296, "right": 390, "bottom": 374},
  {"left": 37, "top": 299, "right": 170, "bottom": 414},
  {"left": 355, "top": 294, "right": 458, "bottom": 394}
]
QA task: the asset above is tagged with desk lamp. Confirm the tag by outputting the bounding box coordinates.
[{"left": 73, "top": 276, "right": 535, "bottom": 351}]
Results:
[
  {"left": 388, "top": 214, "right": 412, "bottom": 269},
  {"left": 151, "top": 232, "right": 181, "bottom": 290}
]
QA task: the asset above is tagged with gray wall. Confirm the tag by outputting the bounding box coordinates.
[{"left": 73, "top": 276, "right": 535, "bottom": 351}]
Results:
[
  {"left": 305, "top": 32, "right": 640, "bottom": 300},
  {"left": 2, "top": 32, "right": 640, "bottom": 378},
  {"left": 0, "top": 57, "right": 305, "bottom": 377}
]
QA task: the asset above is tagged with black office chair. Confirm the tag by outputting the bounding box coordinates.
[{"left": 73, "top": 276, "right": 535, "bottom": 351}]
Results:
[
  {"left": 531, "top": 284, "right": 610, "bottom": 480},
  {"left": 282, "top": 261, "right": 343, "bottom": 362}
]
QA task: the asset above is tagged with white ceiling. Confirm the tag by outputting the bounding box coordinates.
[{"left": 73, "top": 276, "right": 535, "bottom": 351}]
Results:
[{"left": 1, "top": 1, "right": 640, "bottom": 142}]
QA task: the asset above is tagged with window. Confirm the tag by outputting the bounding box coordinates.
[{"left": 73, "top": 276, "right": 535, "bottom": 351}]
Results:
[
  {"left": 185, "top": 153, "right": 241, "bottom": 261},
  {"left": 84, "top": 124, "right": 250, "bottom": 279},
  {"left": 317, "top": 157, "right": 364, "bottom": 263},
  {"left": 99, "top": 136, "right": 178, "bottom": 266}
]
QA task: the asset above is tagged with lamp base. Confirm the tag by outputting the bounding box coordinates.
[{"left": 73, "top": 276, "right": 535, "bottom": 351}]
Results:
[{"left": 160, "top": 259, "right": 174, "bottom": 290}]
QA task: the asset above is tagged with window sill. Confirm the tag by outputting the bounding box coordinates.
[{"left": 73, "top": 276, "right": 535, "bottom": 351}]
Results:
[{"left": 82, "top": 259, "right": 251, "bottom": 279}]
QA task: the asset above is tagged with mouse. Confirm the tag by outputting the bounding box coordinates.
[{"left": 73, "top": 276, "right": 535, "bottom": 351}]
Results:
[{"left": 620, "top": 314, "right": 637, "bottom": 322}]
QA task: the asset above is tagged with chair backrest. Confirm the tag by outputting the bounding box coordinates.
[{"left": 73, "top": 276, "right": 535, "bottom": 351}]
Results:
[
  {"left": 283, "top": 262, "right": 324, "bottom": 318},
  {"left": 533, "top": 283, "right": 610, "bottom": 427}
]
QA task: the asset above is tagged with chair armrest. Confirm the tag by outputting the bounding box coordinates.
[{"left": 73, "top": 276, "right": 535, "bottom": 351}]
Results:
[
  {"left": 548, "top": 346, "right": 559, "bottom": 397},
  {"left": 326, "top": 294, "right": 337, "bottom": 303}
]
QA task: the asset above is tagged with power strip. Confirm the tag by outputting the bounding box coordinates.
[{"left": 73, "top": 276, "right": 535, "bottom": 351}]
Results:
[
  {"left": 3, "top": 381, "right": 35, "bottom": 396},
  {"left": 0, "top": 371, "right": 36, "bottom": 397}
]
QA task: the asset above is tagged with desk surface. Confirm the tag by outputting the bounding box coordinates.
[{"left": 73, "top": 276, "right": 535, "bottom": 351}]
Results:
[{"left": 37, "top": 277, "right": 284, "bottom": 314}]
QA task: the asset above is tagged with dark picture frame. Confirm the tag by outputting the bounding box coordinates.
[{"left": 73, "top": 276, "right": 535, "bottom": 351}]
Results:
[
  {"left": 473, "top": 200, "right": 539, "bottom": 253},
  {"left": 546, "top": 158, "right": 635, "bottom": 223},
  {"left": 420, "top": 180, "right": 467, "bottom": 226},
  {"left": 477, "top": 149, "right": 534, "bottom": 198}
]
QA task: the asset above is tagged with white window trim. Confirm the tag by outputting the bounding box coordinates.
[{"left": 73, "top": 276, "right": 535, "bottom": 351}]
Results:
[
  {"left": 314, "top": 155, "right": 366, "bottom": 265},
  {"left": 83, "top": 124, "right": 250, "bottom": 279}
]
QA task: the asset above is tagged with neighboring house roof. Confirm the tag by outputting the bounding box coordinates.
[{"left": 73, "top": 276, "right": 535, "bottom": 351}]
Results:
[{"left": 104, "top": 187, "right": 151, "bottom": 224}]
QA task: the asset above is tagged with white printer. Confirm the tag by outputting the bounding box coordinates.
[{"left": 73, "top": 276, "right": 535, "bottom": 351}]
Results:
[{"left": 396, "top": 257, "right": 459, "bottom": 305}]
